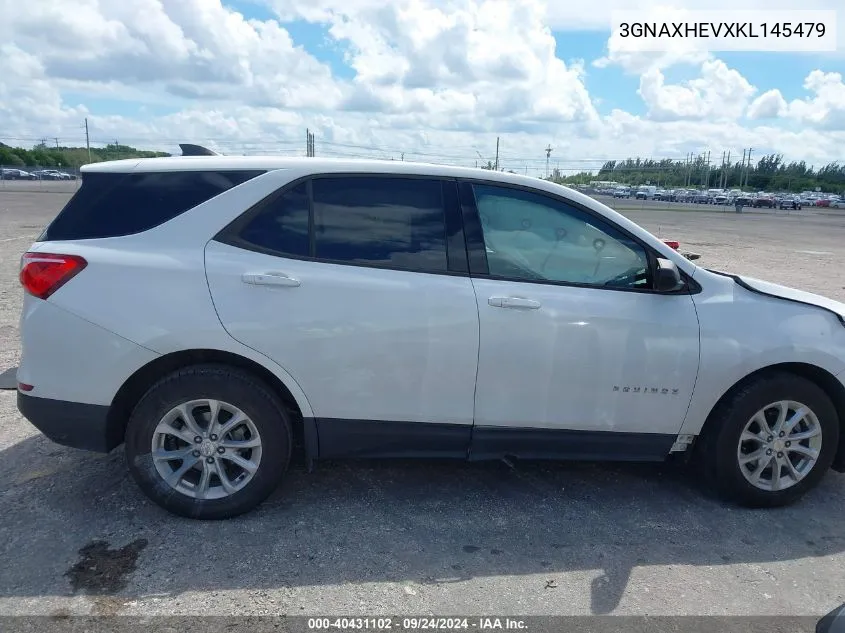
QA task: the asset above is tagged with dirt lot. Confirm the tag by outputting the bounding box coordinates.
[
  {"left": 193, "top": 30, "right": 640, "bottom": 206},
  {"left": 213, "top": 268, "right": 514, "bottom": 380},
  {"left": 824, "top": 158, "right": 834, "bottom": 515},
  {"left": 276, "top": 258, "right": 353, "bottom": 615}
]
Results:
[{"left": 1, "top": 190, "right": 845, "bottom": 619}]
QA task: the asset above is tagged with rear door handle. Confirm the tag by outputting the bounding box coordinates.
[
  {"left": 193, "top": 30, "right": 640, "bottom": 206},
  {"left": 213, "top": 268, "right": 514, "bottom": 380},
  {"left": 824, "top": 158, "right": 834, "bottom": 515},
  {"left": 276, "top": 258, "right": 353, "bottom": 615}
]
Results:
[
  {"left": 242, "top": 272, "right": 301, "bottom": 287},
  {"left": 488, "top": 296, "right": 541, "bottom": 310}
]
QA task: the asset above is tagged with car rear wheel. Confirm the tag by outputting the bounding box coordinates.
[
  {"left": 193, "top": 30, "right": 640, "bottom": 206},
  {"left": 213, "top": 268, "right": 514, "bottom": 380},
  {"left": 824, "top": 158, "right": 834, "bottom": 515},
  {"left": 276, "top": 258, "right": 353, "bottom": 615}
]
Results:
[
  {"left": 125, "top": 364, "right": 291, "bottom": 519},
  {"left": 699, "top": 372, "right": 839, "bottom": 507}
]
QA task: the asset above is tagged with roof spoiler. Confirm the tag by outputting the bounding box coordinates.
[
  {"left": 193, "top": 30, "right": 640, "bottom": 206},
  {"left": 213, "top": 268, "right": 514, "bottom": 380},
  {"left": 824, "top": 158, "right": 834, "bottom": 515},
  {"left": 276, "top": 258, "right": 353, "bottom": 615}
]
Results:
[{"left": 179, "top": 143, "right": 221, "bottom": 156}]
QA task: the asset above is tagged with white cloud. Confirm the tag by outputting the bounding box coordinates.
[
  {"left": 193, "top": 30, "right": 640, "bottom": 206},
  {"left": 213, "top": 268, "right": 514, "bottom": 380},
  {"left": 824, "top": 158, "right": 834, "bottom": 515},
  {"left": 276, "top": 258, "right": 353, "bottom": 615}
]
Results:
[
  {"left": 319, "top": 0, "right": 601, "bottom": 131},
  {"left": 592, "top": 5, "right": 711, "bottom": 74},
  {"left": 786, "top": 70, "right": 845, "bottom": 130},
  {"left": 638, "top": 60, "right": 756, "bottom": 122},
  {"left": 0, "top": 0, "right": 342, "bottom": 109},
  {"left": 0, "top": 44, "right": 88, "bottom": 134},
  {"left": 1, "top": 0, "right": 845, "bottom": 173},
  {"left": 747, "top": 89, "right": 788, "bottom": 119}
]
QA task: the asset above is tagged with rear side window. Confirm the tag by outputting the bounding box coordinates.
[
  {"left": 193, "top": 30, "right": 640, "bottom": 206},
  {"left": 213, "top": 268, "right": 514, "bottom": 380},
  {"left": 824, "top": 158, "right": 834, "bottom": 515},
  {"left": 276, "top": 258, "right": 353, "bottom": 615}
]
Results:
[
  {"left": 40, "top": 170, "right": 264, "bottom": 241},
  {"left": 227, "top": 176, "right": 450, "bottom": 274},
  {"left": 312, "top": 176, "right": 448, "bottom": 272},
  {"left": 236, "top": 182, "right": 310, "bottom": 257}
]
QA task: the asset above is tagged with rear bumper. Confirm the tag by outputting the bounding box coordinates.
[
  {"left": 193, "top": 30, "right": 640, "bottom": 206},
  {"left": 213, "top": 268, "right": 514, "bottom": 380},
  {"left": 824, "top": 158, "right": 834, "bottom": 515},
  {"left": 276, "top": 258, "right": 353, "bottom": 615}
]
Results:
[{"left": 17, "top": 391, "right": 117, "bottom": 453}]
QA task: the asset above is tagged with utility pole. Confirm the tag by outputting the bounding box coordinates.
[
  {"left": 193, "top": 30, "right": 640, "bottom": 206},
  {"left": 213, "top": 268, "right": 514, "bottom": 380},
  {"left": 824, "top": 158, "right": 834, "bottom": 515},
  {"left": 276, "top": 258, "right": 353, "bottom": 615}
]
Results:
[
  {"left": 745, "top": 148, "right": 753, "bottom": 188},
  {"left": 306, "top": 129, "right": 316, "bottom": 157},
  {"left": 544, "top": 144, "right": 553, "bottom": 178},
  {"left": 725, "top": 150, "right": 730, "bottom": 188},
  {"left": 84, "top": 118, "right": 91, "bottom": 164},
  {"left": 400, "top": 152, "right": 404, "bottom": 161},
  {"left": 698, "top": 153, "right": 704, "bottom": 188},
  {"left": 55, "top": 138, "right": 60, "bottom": 149},
  {"left": 740, "top": 148, "right": 747, "bottom": 190},
  {"left": 494, "top": 137, "right": 499, "bottom": 171}
]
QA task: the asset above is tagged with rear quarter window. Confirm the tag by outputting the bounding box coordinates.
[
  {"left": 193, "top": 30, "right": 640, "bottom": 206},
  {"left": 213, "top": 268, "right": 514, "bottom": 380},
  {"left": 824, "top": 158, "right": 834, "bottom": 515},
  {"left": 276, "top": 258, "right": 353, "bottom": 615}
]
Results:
[{"left": 40, "top": 170, "right": 265, "bottom": 241}]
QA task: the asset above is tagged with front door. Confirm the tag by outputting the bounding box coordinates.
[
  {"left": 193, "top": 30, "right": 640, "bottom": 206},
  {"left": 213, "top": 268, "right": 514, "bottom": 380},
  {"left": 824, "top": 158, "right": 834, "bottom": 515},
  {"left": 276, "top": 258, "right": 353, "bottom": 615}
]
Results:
[
  {"left": 206, "top": 175, "right": 480, "bottom": 458},
  {"left": 462, "top": 182, "right": 701, "bottom": 460}
]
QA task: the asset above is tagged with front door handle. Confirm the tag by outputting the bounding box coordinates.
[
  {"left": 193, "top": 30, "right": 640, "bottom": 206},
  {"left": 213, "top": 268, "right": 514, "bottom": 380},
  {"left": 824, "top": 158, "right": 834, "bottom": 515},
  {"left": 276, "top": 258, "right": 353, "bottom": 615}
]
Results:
[
  {"left": 242, "top": 272, "right": 301, "bottom": 287},
  {"left": 488, "top": 296, "right": 541, "bottom": 310}
]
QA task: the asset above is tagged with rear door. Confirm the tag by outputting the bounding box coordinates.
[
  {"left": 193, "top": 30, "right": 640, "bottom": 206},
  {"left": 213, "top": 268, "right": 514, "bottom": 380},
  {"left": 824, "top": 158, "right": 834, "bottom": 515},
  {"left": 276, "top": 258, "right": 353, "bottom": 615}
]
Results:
[{"left": 205, "top": 175, "right": 480, "bottom": 458}]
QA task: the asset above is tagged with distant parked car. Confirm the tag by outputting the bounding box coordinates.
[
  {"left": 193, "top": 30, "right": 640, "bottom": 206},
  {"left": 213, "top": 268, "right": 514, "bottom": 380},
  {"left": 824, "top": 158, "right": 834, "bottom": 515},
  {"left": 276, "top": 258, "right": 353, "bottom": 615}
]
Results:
[
  {"left": 815, "top": 199, "right": 831, "bottom": 208},
  {"left": 31, "top": 170, "right": 61, "bottom": 180},
  {"left": 0, "top": 168, "right": 37, "bottom": 180},
  {"left": 753, "top": 195, "right": 775, "bottom": 208},
  {"left": 779, "top": 197, "right": 802, "bottom": 210},
  {"left": 32, "top": 169, "right": 74, "bottom": 181},
  {"left": 633, "top": 186, "right": 656, "bottom": 200}
]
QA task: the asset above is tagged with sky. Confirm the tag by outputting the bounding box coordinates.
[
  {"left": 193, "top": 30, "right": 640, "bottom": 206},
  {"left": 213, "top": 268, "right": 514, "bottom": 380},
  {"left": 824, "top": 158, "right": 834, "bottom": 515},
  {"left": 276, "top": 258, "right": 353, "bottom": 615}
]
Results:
[{"left": 0, "top": 0, "right": 844, "bottom": 176}]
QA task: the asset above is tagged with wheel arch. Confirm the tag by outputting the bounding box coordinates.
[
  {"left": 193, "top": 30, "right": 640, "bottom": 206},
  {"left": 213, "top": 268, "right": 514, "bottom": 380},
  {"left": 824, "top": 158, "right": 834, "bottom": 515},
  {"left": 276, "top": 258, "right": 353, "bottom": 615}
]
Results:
[
  {"left": 699, "top": 362, "right": 845, "bottom": 471},
  {"left": 106, "top": 349, "right": 317, "bottom": 464}
]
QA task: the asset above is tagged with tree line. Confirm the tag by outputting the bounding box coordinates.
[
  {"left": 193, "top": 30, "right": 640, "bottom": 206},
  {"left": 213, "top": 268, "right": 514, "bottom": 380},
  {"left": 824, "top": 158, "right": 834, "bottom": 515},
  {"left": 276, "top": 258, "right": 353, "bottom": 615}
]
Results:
[
  {"left": 0, "top": 142, "right": 170, "bottom": 169},
  {"left": 549, "top": 154, "right": 845, "bottom": 194}
]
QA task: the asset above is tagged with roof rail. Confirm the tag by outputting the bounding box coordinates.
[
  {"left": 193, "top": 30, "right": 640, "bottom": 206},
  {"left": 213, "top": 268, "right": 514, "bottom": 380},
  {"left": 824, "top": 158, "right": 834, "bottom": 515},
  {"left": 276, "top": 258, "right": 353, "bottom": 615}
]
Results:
[{"left": 179, "top": 143, "right": 221, "bottom": 157}]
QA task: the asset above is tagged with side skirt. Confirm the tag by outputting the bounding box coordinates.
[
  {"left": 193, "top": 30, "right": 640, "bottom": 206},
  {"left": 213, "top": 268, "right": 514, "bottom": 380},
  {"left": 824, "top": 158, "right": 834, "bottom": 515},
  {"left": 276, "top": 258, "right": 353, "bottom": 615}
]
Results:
[
  {"left": 313, "top": 418, "right": 471, "bottom": 459},
  {"left": 306, "top": 418, "right": 676, "bottom": 463},
  {"left": 470, "top": 426, "right": 676, "bottom": 462}
]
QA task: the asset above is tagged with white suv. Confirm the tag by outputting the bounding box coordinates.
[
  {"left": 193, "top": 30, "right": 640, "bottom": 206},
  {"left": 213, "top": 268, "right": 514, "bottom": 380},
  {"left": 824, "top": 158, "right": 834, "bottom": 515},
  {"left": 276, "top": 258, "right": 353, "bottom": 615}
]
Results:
[{"left": 16, "top": 156, "right": 845, "bottom": 519}]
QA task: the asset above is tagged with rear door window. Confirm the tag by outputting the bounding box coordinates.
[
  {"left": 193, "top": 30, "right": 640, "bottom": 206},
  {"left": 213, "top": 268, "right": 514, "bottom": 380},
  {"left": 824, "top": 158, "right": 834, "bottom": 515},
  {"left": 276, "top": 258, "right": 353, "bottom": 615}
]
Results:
[
  {"left": 234, "top": 182, "right": 310, "bottom": 257},
  {"left": 311, "top": 176, "right": 448, "bottom": 273},
  {"left": 40, "top": 170, "right": 265, "bottom": 241},
  {"left": 227, "top": 175, "right": 451, "bottom": 274}
]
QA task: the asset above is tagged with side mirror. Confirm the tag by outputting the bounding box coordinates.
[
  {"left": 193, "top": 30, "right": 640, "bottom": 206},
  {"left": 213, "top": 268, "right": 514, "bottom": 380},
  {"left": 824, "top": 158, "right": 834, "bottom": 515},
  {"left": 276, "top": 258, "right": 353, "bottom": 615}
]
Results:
[{"left": 654, "top": 258, "right": 683, "bottom": 292}]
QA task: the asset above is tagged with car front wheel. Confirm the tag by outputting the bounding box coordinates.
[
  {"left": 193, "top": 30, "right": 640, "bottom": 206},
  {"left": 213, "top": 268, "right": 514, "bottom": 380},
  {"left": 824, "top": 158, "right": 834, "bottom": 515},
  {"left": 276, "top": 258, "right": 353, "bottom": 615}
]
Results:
[
  {"left": 125, "top": 364, "right": 291, "bottom": 519},
  {"left": 699, "top": 372, "right": 839, "bottom": 507}
]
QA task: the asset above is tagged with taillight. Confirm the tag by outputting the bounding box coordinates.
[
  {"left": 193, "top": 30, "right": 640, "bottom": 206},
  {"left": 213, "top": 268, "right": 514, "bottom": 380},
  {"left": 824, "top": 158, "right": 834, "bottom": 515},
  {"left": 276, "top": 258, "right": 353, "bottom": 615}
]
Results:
[
  {"left": 19, "top": 252, "right": 87, "bottom": 299},
  {"left": 663, "top": 240, "right": 680, "bottom": 250}
]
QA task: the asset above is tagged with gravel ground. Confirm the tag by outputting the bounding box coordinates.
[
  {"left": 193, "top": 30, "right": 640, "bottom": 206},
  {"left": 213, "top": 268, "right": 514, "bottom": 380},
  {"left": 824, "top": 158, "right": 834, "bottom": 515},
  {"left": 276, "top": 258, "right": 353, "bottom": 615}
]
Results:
[{"left": 1, "top": 191, "right": 845, "bottom": 619}]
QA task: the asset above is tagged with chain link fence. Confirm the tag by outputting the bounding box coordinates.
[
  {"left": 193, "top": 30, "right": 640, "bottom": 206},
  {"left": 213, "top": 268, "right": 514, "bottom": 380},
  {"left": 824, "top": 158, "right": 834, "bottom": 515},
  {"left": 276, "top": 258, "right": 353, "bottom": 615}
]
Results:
[{"left": 0, "top": 166, "right": 82, "bottom": 193}]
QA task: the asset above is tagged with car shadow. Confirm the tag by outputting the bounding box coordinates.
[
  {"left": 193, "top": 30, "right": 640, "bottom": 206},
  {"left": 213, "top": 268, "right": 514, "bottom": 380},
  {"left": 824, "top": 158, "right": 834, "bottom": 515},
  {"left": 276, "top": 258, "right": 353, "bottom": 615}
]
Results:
[{"left": 1, "top": 432, "right": 844, "bottom": 615}]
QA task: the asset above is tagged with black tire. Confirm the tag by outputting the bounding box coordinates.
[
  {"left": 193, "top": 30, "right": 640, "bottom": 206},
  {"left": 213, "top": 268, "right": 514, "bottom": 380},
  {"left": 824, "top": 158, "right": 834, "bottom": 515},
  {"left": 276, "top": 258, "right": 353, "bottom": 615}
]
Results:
[
  {"left": 698, "top": 372, "right": 839, "bottom": 508},
  {"left": 125, "top": 364, "right": 291, "bottom": 519}
]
